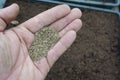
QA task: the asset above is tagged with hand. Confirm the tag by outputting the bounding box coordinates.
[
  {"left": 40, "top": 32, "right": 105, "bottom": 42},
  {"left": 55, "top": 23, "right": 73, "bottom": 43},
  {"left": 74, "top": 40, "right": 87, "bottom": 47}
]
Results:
[{"left": 0, "top": 4, "right": 82, "bottom": 80}]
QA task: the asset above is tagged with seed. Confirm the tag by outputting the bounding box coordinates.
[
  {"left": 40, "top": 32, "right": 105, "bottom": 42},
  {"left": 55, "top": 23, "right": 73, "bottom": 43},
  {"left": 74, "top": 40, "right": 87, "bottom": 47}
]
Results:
[
  {"left": 29, "top": 27, "right": 59, "bottom": 61},
  {"left": 10, "top": 20, "right": 19, "bottom": 26}
]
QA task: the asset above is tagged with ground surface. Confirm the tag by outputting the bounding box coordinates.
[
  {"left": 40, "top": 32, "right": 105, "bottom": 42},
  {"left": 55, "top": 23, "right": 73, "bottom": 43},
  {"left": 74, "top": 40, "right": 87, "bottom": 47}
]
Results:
[{"left": 7, "top": 0, "right": 120, "bottom": 80}]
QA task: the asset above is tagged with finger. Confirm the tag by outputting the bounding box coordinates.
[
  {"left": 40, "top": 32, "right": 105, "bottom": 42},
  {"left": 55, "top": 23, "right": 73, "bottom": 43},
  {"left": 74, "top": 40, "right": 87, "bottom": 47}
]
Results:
[
  {"left": 50, "top": 8, "right": 82, "bottom": 31},
  {"left": 20, "top": 5, "right": 71, "bottom": 33},
  {"left": 47, "top": 30, "right": 76, "bottom": 67},
  {"left": 0, "top": 3, "right": 19, "bottom": 31},
  {"left": 59, "top": 19, "right": 82, "bottom": 37},
  {"left": 34, "top": 57, "right": 50, "bottom": 79}
]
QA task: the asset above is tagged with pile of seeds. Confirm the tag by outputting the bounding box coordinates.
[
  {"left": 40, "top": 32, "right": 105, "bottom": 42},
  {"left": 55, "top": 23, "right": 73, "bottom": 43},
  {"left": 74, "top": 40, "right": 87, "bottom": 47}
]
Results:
[{"left": 29, "top": 27, "right": 59, "bottom": 61}]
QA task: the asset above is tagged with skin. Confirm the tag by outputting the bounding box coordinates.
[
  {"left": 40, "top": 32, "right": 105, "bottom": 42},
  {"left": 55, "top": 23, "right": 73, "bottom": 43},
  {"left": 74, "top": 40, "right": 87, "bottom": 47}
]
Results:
[{"left": 0, "top": 4, "right": 82, "bottom": 80}]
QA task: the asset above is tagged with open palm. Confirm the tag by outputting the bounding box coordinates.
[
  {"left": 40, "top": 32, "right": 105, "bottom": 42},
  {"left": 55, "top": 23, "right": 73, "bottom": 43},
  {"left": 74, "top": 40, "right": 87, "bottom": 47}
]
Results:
[{"left": 0, "top": 4, "right": 82, "bottom": 80}]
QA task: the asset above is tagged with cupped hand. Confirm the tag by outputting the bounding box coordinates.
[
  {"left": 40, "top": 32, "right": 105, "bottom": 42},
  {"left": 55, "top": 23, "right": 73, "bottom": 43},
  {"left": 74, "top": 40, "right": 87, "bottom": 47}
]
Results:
[{"left": 0, "top": 4, "right": 82, "bottom": 80}]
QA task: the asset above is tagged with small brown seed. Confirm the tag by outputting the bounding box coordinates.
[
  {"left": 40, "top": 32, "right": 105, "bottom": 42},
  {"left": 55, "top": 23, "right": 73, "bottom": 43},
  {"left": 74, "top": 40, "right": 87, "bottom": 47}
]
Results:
[{"left": 29, "top": 27, "right": 59, "bottom": 61}]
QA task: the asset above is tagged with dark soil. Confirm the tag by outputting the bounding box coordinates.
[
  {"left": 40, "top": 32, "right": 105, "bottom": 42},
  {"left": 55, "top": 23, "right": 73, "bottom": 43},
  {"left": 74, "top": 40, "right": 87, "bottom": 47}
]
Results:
[{"left": 7, "top": 0, "right": 120, "bottom": 80}]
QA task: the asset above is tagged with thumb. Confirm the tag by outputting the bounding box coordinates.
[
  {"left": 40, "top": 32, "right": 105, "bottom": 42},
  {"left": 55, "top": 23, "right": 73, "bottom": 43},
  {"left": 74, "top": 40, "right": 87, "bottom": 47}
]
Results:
[{"left": 0, "top": 3, "right": 19, "bottom": 31}]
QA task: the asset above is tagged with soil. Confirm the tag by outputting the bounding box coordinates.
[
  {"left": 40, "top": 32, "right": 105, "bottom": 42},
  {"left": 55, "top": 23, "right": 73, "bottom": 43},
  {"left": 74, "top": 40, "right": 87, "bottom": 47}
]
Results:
[{"left": 6, "top": 0, "right": 120, "bottom": 80}]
